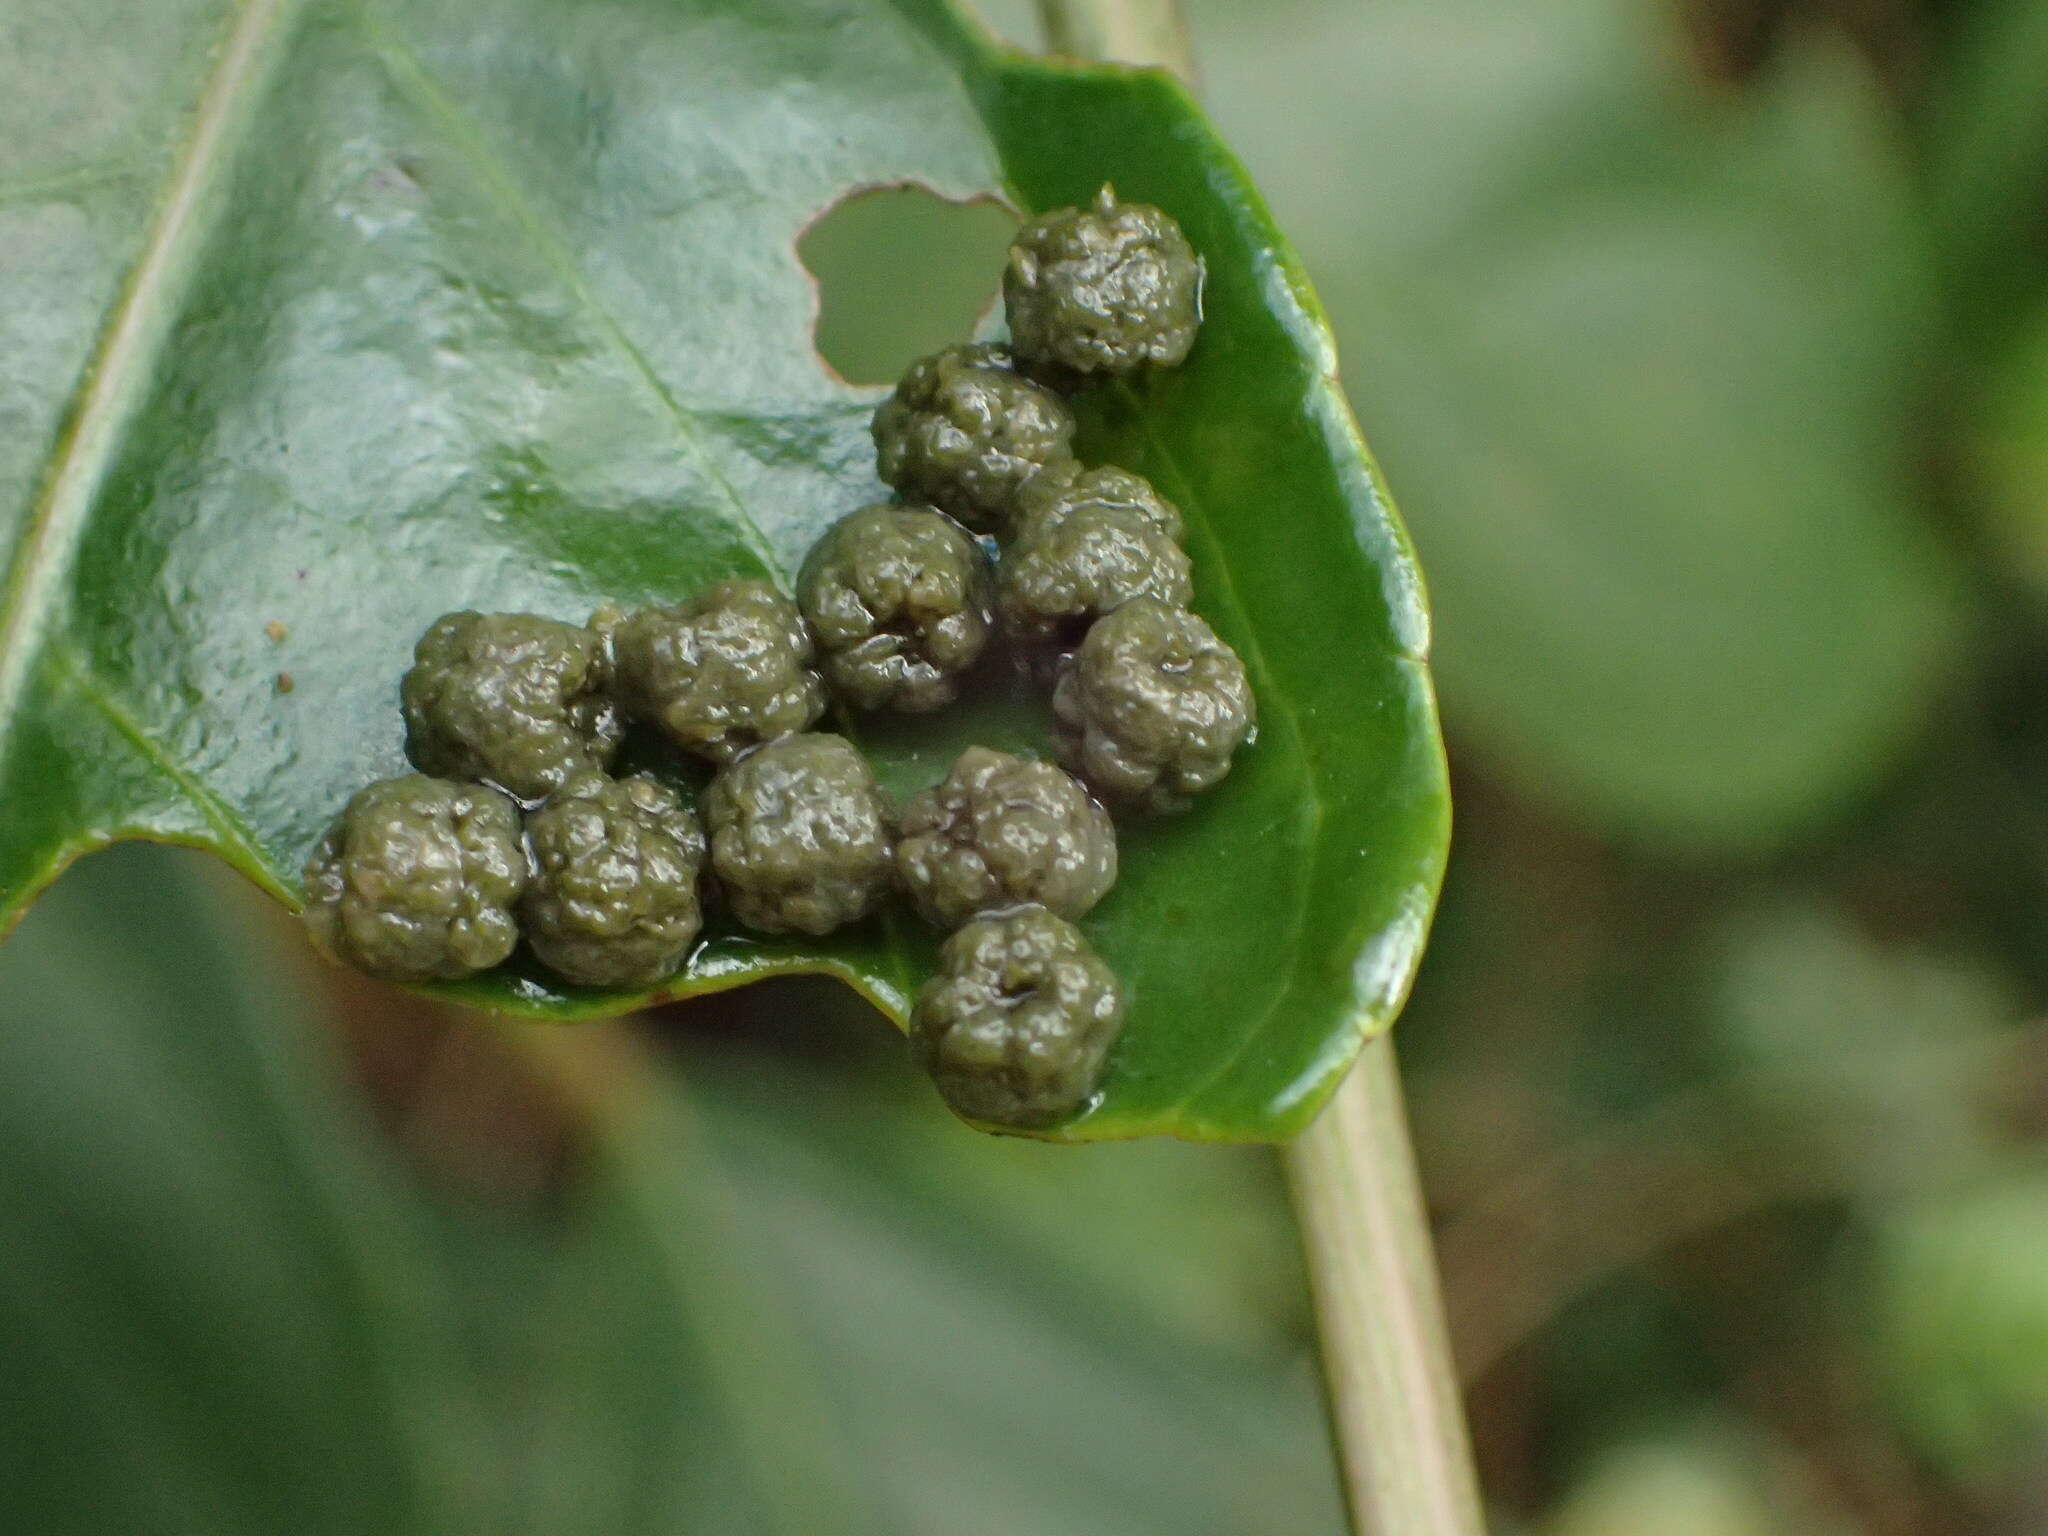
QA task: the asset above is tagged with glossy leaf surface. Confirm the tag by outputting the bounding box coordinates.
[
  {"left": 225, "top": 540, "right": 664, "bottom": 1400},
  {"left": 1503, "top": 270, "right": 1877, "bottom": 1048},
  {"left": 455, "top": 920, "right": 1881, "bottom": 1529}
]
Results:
[{"left": 0, "top": 0, "right": 1448, "bottom": 1140}]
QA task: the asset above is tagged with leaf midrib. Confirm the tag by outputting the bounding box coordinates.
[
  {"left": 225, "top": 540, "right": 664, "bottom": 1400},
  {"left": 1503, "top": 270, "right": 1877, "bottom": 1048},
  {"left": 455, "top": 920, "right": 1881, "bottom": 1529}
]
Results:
[{"left": 0, "top": 0, "right": 307, "bottom": 762}]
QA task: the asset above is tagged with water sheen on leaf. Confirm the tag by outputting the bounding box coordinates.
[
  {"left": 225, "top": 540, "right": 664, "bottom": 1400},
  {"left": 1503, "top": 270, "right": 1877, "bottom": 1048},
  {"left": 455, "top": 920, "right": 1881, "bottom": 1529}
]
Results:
[{"left": 0, "top": 0, "right": 1449, "bottom": 1141}]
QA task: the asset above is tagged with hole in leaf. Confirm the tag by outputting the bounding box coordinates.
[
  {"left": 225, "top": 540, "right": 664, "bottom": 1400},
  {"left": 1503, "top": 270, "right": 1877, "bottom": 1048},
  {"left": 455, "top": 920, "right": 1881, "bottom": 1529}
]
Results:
[{"left": 800, "top": 184, "right": 1018, "bottom": 386}]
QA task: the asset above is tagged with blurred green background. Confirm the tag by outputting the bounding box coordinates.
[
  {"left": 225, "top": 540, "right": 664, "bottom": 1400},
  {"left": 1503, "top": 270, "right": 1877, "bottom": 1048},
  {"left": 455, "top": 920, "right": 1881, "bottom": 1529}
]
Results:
[{"left": 7, "top": 0, "right": 2048, "bottom": 1529}]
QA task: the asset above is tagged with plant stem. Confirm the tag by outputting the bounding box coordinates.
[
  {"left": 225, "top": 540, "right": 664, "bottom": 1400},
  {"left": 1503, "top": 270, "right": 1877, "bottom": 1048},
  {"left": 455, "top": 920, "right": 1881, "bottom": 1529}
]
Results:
[
  {"left": 1285, "top": 1037, "right": 1487, "bottom": 1536},
  {"left": 1024, "top": 9, "right": 1480, "bottom": 1528},
  {"left": 1034, "top": 0, "right": 1197, "bottom": 85}
]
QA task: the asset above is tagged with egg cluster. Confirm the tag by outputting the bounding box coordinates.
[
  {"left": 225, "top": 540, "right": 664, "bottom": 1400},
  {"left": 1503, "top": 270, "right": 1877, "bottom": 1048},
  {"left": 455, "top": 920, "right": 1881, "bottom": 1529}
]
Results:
[{"left": 303, "top": 187, "right": 1251, "bottom": 1128}]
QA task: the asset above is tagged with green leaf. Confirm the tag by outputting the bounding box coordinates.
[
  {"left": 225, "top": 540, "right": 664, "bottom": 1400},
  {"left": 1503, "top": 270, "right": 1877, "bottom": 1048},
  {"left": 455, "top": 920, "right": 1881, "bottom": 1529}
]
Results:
[
  {"left": 0, "top": 841, "right": 769, "bottom": 1536},
  {"left": 681, "top": 1047, "right": 1350, "bottom": 1536},
  {"left": 1869, "top": 1166, "right": 2048, "bottom": 1490},
  {"left": 1191, "top": 0, "right": 1960, "bottom": 850},
  {"left": 1925, "top": 0, "right": 2048, "bottom": 307},
  {"left": 1541, "top": 1424, "right": 1856, "bottom": 1536},
  {"left": 1970, "top": 295, "right": 2048, "bottom": 594},
  {"left": 1711, "top": 901, "right": 2020, "bottom": 1193},
  {"left": 0, "top": 0, "right": 1449, "bottom": 1139},
  {"left": 0, "top": 844, "right": 1348, "bottom": 1534}
]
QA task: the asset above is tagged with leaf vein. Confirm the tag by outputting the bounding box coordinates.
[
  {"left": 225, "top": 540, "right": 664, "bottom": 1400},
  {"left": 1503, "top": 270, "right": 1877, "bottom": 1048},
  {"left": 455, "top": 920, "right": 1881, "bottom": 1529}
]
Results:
[
  {"left": 45, "top": 642, "right": 292, "bottom": 905},
  {"left": 0, "top": 158, "right": 148, "bottom": 211},
  {"left": 0, "top": 0, "right": 304, "bottom": 773},
  {"left": 357, "top": 9, "right": 789, "bottom": 587},
  {"left": 359, "top": 7, "right": 919, "bottom": 1006}
]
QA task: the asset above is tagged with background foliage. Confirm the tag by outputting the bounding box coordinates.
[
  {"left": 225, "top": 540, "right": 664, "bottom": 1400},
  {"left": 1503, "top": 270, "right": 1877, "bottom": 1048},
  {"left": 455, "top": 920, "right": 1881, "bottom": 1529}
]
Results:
[{"left": 5, "top": 0, "right": 2048, "bottom": 1530}]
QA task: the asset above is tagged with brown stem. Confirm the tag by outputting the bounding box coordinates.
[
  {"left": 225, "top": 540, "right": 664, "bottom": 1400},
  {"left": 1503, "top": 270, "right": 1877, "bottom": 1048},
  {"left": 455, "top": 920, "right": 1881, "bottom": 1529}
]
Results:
[
  {"left": 1033, "top": 0, "right": 1198, "bottom": 85},
  {"left": 1285, "top": 1038, "right": 1488, "bottom": 1536}
]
